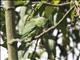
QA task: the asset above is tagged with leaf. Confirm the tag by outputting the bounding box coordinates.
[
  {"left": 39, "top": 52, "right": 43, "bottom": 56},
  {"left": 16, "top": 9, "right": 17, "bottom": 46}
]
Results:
[
  {"left": 18, "top": 50, "right": 24, "bottom": 60},
  {"left": 41, "top": 0, "right": 46, "bottom": 1},
  {"left": 19, "top": 20, "right": 36, "bottom": 35},
  {"left": 70, "top": 8, "right": 76, "bottom": 22},
  {"left": 42, "top": 33, "right": 56, "bottom": 53},
  {"left": 44, "top": 6, "right": 54, "bottom": 18},
  {"left": 31, "top": 2, "right": 45, "bottom": 17},
  {"left": 18, "top": 15, "right": 28, "bottom": 34},
  {"left": 51, "top": 0, "right": 60, "bottom": 5},
  {"left": 21, "top": 29, "right": 36, "bottom": 42},
  {"left": 48, "top": 39, "right": 55, "bottom": 51},
  {"left": 14, "top": 0, "right": 26, "bottom": 6},
  {"left": 44, "top": 6, "right": 57, "bottom": 26},
  {"left": 19, "top": 6, "right": 27, "bottom": 18},
  {"left": 36, "top": 48, "right": 45, "bottom": 57},
  {"left": 35, "top": 2, "right": 44, "bottom": 10},
  {"left": 32, "top": 17, "right": 48, "bottom": 27}
]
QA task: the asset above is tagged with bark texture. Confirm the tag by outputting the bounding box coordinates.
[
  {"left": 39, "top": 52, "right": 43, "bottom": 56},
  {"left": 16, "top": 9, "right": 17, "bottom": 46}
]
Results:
[{"left": 4, "top": 0, "right": 18, "bottom": 60}]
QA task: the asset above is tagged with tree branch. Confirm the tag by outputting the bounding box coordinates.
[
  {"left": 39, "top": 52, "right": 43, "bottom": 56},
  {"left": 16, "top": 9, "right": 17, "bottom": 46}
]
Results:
[
  {"left": 15, "top": 1, "right": 72, "bottom": 7},
  {"left": 32, "top": 1, "right": 72, "bottom": 7},
  {"left": 35, "top": 5, "right": 75, "bottom": 39},
  {"left": 4, "top": 1, "right": 18, "bottom": 60}
]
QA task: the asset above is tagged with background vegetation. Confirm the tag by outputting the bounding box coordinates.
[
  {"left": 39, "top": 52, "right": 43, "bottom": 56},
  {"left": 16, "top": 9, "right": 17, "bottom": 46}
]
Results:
[{"left": 0, "top": 0, "right": 80, "bottom": 60}]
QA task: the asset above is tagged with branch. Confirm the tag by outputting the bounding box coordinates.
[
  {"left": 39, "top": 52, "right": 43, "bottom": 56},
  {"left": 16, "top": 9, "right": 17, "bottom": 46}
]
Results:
[
  {"left": 32, "top": 1, "right": 72, "bottom": 7},
  {"left": 35, "top": 5, "right": 75, "bottom": 39},
  {"left": 15, "top": 1, "right": 72, "bottom": 7},
  {"left": 4, "top": 1, "right": 18, "bottom": 60}
]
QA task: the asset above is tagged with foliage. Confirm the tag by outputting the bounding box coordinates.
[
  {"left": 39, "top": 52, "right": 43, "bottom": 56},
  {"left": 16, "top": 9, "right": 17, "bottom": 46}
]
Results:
[{"left": 1, "top": 0, "right": 80, "bottom": 60}]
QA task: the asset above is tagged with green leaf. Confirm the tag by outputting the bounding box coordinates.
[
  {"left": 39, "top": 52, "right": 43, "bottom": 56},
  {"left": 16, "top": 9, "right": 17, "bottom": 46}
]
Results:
[
  {"left": 44, "top": 6, "right": 54, "bottom": 18},
  {"left": 70, "top": 9, "right": 76, "bottom": 22},
  {"left": 32, "top": 17, "right": 48, "bottom": 27},
  {"left": 44, "top": 6, "right": 57, "bottom": 26},
  {"left": 18, "top": 15, "right": 28, "bottom": 34},
  {"left": 41, "top": 0, "right": 46, "bottom": 1},
  {"left": 14, "top": 0, "right": 26, "bottom": 6},
  {"left": 19, "top": 6, "right": 27, "bottom": 18},
  {"left": 21, "top": 29, "right": 36, "bottom": 42},
  {"left": 51, "top": 0, "right": 60, "bottom": 5},
  {"left": 48, "top": 39, "right": 55, "bottom": 51},
  {"left": 35, "top": 2, "right": 44, "bottom": 10},
  {"left": 19, "top": 20, "right": 36, "bottom": 35},
  {"left": 34, "top": 2, "right": 45, "bottom": 17},
  {"left": 18, "top": 50, "right": 24, "bottom": 60}
]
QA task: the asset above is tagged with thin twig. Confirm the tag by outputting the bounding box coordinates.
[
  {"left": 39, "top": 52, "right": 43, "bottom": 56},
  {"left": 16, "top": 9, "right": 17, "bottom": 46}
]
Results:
[
  {"left": 35, "top": 5, "right": 75, "bottom": 39},
  {"left": 15, "top": 1, "right": 72, "bottom": 7},
  {"left": 32, "top": 1, "right": 72, "bottom": 7}
]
